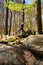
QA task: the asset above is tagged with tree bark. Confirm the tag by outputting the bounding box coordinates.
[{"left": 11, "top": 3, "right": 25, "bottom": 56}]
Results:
[
  {"left": 9, "top": 0, "right": 13, "bottom": 36},
  {"left": 5, "top": 0, "right": 9, "bottom": 35},
  {"left": 9, "top": 11, "right": 12, "bottom": 36},
  {"left": 22, "top": 0, "right": 25, "bottom": 28},
  {"left": 36, "top": 0, "right": 42, "bottom": 34},
  {"left": 22, "top": 0, "right": 25, "bottom": 37}
]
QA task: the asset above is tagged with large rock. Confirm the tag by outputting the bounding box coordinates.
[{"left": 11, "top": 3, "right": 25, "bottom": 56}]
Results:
[
  {"left": 22, "top": 35, "right": 43, "bottom": 56},
  {"left": 0, "top": 44, "right": 25, "bottom": 65}
]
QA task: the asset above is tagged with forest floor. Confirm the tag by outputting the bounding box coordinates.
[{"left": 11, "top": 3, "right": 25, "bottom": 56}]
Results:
[{"left": 23, "top": 49, "right": 43, "bottom": 65}]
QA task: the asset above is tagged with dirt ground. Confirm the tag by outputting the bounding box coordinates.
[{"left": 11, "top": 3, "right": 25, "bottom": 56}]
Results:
[{"left": 23, "top": 49, "right": 43, "bottom": 65}]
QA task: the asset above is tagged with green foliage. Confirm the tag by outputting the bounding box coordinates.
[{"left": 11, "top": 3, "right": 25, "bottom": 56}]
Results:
[
  {"left": 5, "top": 1, "right": 27, "bottom": 12},
  {"left": 0, "top": 36, "right": 18, "bottom": 42},
  {"left": 26, "top": 2, "right": 35, "bottom": 17},
  {"left": 7, "top": 37, "right": 15, "bottom": 42},
  {"left": 5, "top": 1, "right": 35, "bottom": 12}
]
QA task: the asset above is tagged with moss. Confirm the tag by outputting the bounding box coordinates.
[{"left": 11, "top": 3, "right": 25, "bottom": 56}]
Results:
[
  {"left": 7, "top": 37, "right": 15, "bottom": 42},
  {"left": 0, "top": 35, "right": 22, "bottom": 45}
]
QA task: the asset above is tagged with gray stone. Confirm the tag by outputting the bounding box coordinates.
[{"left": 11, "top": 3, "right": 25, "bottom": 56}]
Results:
[
  {"left": 39, "top": 48, "right": 43, "bottom": 51},
  {"left": 22, "top": 35, "right": 43, "bottom": 56},
  {"left": 0, "top": 44, "right": 25, "bottom": 65}
]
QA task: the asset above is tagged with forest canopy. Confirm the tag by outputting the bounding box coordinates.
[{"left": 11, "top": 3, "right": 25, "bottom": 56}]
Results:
[{"left": 5, "top": 0, "right": 35, "bottom": 12}]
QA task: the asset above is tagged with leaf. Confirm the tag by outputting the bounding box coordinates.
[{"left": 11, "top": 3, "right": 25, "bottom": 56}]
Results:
[{"left": 5, "top": 1, "right": 35, "bottom": 13}]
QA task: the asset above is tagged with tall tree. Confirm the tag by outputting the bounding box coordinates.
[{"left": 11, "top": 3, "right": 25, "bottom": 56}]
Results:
[
  {"left": 22, "top": 0, "right": 25, "bottom": 24},
  {"left": 9, "top": 0, "right": 13, "bottom": 36},
  {"left": 9, "top": 10, "right": 12, "bottom": 35},
  {"left": 22, "top": 0, "right": 25, "bottom": 37},
  {"left": 5, "top": 0, "right": 9, "bottom": 35},
  {"left": 36, "top": 0, "right": 42, "bottom": 34}
]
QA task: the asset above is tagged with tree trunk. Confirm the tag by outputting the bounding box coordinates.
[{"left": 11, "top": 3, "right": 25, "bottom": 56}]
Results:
[
  {"left": 9, "top": 0, "right": 13, "bottom": 35},
  {"left": 5, "top": 0, "right": 9, "bottom": 35},
  {"left": 22, "top": 0, "right": 25, "bottom": 27},
  {"left": 22, "top": 0, "right": 25, "bottom": 37},
  {"left": 5, "top": 7, "right": 9, "bottom": 35},
  {"left": 36, "top": 0, "right": 42, "bottom": 34},
  {"left": 9, "top": 11, "right": 12, "bottom": 36}
]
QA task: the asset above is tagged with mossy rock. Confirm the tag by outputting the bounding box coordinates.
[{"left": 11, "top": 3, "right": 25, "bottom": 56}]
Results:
[
  {"left": 22, "top": 35, "right": 43, "bottom": 56},
  {"left": 0, "top": 36, "right": 19, "bottom": 43},
  {"left": 7, "top": 37, "right": 15, "bottom": 42}
]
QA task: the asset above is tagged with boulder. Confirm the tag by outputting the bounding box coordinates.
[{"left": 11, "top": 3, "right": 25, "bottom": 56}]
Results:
[
  {"left": 0, "top": 44, "right": 25, "bottom": 65},
  {"left": 22, "top": 35, "right": 43, "bottom": 56}
]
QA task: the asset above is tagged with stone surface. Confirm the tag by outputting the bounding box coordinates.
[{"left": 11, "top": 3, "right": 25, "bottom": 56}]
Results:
[
  {"left": 22, "top": 35, "right": 43, "bottom": 56},
  {"left": 23, "top": 35, "right": 43, "bottom": 46},
  {"left": 0, "top": 44, "right": 25, "bottom": 65}
]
